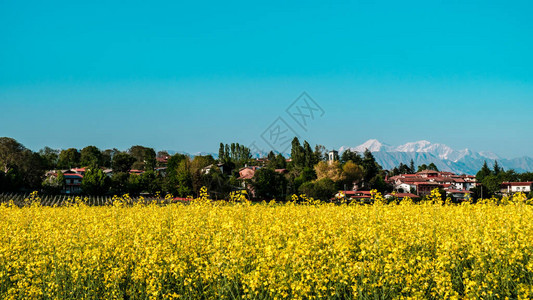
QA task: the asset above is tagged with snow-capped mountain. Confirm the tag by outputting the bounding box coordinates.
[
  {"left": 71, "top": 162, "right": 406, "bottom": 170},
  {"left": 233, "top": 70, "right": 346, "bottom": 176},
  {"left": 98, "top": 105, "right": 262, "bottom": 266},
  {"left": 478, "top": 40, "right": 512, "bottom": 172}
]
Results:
[
  {"left": 339, "top": 140, "right": 533, "bottom": 175},
  {"left": 351, "top": 139, "right": 392, "bottom": 153}
]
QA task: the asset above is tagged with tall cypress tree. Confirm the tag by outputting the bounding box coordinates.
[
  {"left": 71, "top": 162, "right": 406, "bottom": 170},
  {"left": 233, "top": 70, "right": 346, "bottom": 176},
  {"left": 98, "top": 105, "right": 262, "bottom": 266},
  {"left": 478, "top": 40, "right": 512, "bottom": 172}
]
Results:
[
  {"left": 493, "top": 160, "right": 502, "bottom": 175},
  {"left": 477, "top": 161, "right": 492, "bottom": 181}
]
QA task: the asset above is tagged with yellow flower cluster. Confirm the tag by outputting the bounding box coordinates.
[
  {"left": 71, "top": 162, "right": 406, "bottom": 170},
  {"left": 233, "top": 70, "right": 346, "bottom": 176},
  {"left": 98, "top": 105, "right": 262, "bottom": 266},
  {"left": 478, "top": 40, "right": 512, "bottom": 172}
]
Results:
[{"left": 1, "top": 190, "right": 533, "bottom": 299}]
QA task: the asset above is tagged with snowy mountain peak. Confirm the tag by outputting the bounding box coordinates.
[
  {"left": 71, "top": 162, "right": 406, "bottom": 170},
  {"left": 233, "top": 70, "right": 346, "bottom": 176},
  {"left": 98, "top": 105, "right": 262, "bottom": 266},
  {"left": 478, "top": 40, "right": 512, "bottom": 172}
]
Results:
[
  {"left": 351, "top": 139, "right": 390, "bottom": 152},
  {"left": 395, "top": 140, "right": 432, "bottom": 152},
  {"left": 337, "top": 139, "right": 532, "bottom": 174}
]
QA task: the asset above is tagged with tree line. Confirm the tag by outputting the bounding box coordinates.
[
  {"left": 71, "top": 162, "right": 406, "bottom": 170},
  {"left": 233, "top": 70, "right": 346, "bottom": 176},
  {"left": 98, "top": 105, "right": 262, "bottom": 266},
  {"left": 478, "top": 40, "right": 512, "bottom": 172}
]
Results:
[
  {"left": 0, "top": 137, "right": 390, "bottom": 200},
  {"left": 4, "top": 136, "right": 530, "bottom": 200}
]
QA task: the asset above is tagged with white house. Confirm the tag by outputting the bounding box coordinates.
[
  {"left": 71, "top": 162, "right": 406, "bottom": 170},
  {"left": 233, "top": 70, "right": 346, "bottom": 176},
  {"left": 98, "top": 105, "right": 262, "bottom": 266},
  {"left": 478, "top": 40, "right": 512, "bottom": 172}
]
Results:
[{"left": 500, "top": 182, "right": 533, "bottom": 194}]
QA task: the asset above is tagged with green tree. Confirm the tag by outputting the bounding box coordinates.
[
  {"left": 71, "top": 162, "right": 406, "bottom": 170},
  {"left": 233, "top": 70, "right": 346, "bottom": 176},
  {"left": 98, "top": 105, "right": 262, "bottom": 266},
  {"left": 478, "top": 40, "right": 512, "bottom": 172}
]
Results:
[
  {"left": 294, "top": 167, "right": 317, "bottom": 191},
  {"left": 0, "top": 137, "right": 26, "bottom": 173},
  {"left": 476, "top": 161, "right": 492, "bottom": 181},
  {"left": 80, "top": 146, "right": 104, "bottom": 167},
  {"left": 428, "top": 163, "right": 439, "bottom": 171},
  {"left": 58, "top": 148, "right": 81, "bottom": 169},
  {"left": 39, "top": 146, "right": 60, "bottom": 170},
  {"left": 112, "top": 152, "right": 135, "bottom": 173},
  {"left": 102, "top": 148, "right": 119, "bottom": 168},
  {"left": 362, "top": 149, "right": 380, "bottom": 184},
  {"left": 340, "top": 160, "right": 364, "bottom": 189},
  {"left": 20, "top": 150, "right": 46, "bottom": 189},
  {"left": 493, "top": 160, "right": 502, "bottom": 175},
  {"left": 111, "top": 172, "right": 130, "bottom": 194},
  {"left": 340, "top": 149, "right": 361, "bottom": 165},
  {"left": 298, "top": 178, "right": 336, "bottom": 201},
  {"left": 290, "top": 137, "right": 305, "bottom": 169},
  {"left": 252, "top": 168, "right": 287, "bottom": 200},
  {"left": 314, "top": 145, "right": 327, "bottom": 162},
  {"left": 190, "top": 155, "right": 216, "bottom": 175},
  {"left": 303, "top": 141, "right": 316, "bottom": 168},
  {"left": 128, "top": 146, "right": 156, "bottom": 171},
  {"left": 81, "top": 168, "right": 110, "bottom": 195}
]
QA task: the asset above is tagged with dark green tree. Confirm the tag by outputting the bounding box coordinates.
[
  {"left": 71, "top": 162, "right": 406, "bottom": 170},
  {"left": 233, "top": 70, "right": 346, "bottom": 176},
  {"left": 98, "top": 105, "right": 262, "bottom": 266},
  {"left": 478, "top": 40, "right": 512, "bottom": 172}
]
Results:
[
  {"left": 290, "top": 137, "right": 305, "bottom": 169},
  {"left": 362, "top": 149, "right": 380, "bottom": 183},
  {"left": 340, "top": 149, "right": 361, "bottom": 165},
  {"left": 20, "top": 150, "right": 46, "bottom": 189},
  {"left": 476, "top": 161, "right": 492, "bottom": 181},
  {"left": 81, "top": 168, "right": 110, "bottom": 195},
  {"left": 0, "top": 137, "right": 26, "bottom": 173},
  {"left": 298, "top": 178, "right": 336, "bottom": 201},
  {"left": 252, "top": 168, "right": 287, "bottom": 200},
  {"left": 314, "top": 145, "right": 327, "bottom": 162},
  {"left": 128, "top": 146, "right": 156, "bottom": 171},
  {"left": 39, "top": 146, "right": 60, "bottom": 170},
  {"left": 112, "top": 152, "right": 135, "bottom": 173},
  {"left": 428, "top": 163, "right": 439, "bottom": 171},
  {"left": 80, "top": 146, "right": 104, "bottom": 167},
  {"left": 102, "top": 148, "right": 119, "bottom": 168},
  {"left": 493, "top": 160, "right": 502, "bottom": 175},
  {"left": 57, "top": 148, "right": 81, "bottom": 169}
]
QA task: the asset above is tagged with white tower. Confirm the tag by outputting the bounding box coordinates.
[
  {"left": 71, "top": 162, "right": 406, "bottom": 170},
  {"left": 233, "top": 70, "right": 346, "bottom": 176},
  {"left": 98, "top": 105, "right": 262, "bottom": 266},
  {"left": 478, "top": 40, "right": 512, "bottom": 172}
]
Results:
[{"left": 328, "top": 150, "right": 338, "bottom": 164}]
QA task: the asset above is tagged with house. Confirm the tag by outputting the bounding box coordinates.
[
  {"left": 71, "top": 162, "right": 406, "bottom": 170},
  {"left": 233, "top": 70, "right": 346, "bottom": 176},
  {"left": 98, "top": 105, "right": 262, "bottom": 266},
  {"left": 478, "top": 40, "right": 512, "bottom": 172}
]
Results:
[
  {"left": 500, "top": 182, "right": 533, "bottom": 195},
  {"left": 63, "top": 173, "right": 83, "bottom": 194},
  {"left": 238, "top": 166, "right": 261, "bottom": 180},
  {"left": 416, "top": 170, "right": 439, "bottom": 178},
  {"left": 201, "top": 163, "right": 226, "bottom": 175},
  {"left": 413, "top": 182, "right": 443, "bottom": 197},
  {"left": 71, "top": 167, "right": 86, "bottom": 176},
  {"left": 156, "top": 156, "right": 170, "bottom": 167},
  {"left": 389, "top": 171, "right": 477, "bottom": 197}
]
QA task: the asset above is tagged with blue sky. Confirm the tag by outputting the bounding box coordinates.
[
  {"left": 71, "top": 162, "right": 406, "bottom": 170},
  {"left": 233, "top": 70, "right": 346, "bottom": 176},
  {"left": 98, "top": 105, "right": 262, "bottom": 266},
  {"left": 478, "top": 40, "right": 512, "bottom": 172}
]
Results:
[{"left": 1, "top": 0, "right": 532, "bottom": 157}]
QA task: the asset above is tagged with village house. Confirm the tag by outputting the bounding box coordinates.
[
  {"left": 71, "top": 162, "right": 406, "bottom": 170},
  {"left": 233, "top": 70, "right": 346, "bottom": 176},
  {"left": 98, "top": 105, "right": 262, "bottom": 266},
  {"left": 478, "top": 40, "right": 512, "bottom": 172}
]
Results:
[
  {"left": 500, "top": 182, "right": 533, "bottom": 195},
  {"left": 388, "top": 170, "right": 477, "bottom": 198},
  {"left": 62, "top": 171, "right": 83, "bottom": 194}
]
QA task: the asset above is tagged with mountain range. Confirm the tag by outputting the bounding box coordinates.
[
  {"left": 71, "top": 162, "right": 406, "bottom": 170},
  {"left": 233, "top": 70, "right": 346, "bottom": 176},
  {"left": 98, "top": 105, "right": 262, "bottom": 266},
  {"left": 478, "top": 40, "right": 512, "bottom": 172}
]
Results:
[
  {"left": 339, "top": 139, "right": 533, "bottom": 175},
  {"left": 163, "top": 139, "right": 533, "bottom": 175}
]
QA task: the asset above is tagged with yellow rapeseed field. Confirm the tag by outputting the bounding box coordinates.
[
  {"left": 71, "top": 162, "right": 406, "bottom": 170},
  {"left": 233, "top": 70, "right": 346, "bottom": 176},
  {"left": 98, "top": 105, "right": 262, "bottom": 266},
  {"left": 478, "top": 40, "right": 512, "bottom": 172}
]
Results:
[{"left": 1, "top": 189, "right": 533, "bottom": 299}]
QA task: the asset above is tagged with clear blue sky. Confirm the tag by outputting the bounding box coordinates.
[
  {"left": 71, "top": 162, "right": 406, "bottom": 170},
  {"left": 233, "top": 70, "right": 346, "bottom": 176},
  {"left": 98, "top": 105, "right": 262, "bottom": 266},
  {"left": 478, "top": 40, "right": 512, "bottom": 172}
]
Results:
[{"left": 1, "top": 0, "right": 532, "bottom": 157}]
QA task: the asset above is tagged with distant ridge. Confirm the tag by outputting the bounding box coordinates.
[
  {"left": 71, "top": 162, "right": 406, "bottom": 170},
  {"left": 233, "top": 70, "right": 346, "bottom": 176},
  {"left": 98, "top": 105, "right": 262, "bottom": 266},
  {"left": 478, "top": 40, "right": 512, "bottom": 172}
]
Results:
[{"left": 339, "top": 140, "right": 533, "bottom": 175}]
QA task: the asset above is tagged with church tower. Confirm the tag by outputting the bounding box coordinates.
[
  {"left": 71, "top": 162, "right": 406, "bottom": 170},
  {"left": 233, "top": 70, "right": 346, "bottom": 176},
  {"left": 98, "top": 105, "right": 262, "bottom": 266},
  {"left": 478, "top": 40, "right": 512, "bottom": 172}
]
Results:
[{"left": 328, "top": 150, "right": 339, "bottom": 165}]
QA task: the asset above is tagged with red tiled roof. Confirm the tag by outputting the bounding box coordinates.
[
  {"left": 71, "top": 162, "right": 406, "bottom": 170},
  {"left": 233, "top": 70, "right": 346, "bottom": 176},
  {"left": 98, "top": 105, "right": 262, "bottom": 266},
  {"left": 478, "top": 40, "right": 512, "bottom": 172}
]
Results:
[
  {"left": 400, "top": 177, "right": 430, "bottom": 183},
  {"left": 414, "top": 182, "right": 442, "bottom": 186},
  {"left": 64, "top": 174, "right": 83, "bottom": 178},
  {"left": 501, "top": 182, "right": 533, "bottom": 187},
  {"left": 417, "top": 170, "right": 439, "bottom": 174}
]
